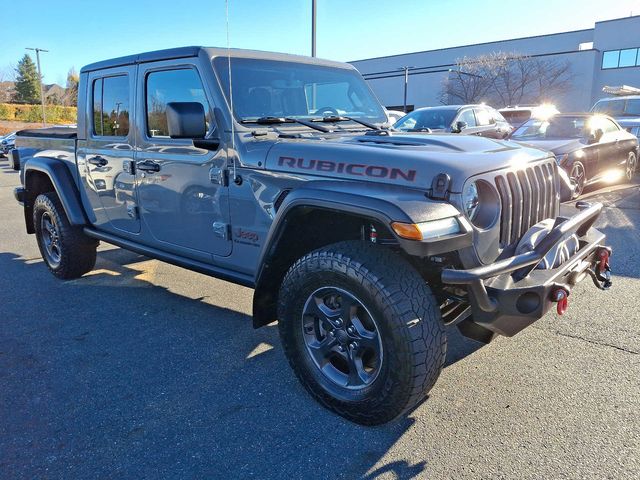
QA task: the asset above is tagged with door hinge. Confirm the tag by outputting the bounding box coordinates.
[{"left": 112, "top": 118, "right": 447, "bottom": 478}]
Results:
[
  {"left": 126, "top": 203, "right": 138, "bottom": 219},
  {"left": 123, "top": 159, "right": 135, "bottom": 175},
  {"left": 212, "top": 221, "right": 230, "bottom": 240},
  {"left": 209, "top": 167, "right": 229, "bottom": 187}
]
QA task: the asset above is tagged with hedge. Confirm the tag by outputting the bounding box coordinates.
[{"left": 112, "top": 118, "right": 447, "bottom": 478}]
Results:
[{"left": 0, "top": 103, "right": 77, "bottom": 124}]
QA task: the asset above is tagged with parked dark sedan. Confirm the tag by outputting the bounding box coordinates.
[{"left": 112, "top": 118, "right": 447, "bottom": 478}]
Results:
[
  {"left": 511, "top": 113, "right": 638, "bottom": 197},
  {"left": 393, "top": 104, "right": 512, "bottom": 139}
]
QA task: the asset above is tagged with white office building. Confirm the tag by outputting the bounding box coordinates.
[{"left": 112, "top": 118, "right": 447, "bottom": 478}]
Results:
[{"left": 351, "top": 15, "right": 640, "bottom": 112}]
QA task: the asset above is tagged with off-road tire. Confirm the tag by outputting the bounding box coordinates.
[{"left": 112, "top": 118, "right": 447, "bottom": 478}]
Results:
[
  {"left": 278, "top": 241, "right": 446, "bottom": 425},
  {"left": 33, "top": 192, "right": 97, "bottom": 279}
]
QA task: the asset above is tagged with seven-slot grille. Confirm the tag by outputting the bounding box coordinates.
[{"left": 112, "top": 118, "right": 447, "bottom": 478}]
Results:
[{"left": 494, "top": 161, "right": 560, "bottom": 246}]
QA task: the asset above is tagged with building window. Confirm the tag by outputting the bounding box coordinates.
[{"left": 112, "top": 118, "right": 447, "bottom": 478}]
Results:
[
  {"left": 602, "top": 50, "right": 621, "bottom": 69},
  {"left": 602, "top": 48, "right": 639, "bottom": 69},
  {"left": 619, "top": 48, "right": 638, "bottom": 67}
]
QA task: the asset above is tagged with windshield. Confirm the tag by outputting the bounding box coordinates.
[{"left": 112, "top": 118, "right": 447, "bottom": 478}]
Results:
[
  {"left": 393, "top": 109, "right": 457, "bottom": 131},
  {"left": 213, "top": 57, "right": 387, "bottom": 124},
  {"left": 592, "top": 98, "right": 640, "bottom": 117},
  {"left": 500, "top": 110, "right": 531, "bottom": 126},
  {"left": 511, "top": 116, "right": 590, "bottom": 140}
]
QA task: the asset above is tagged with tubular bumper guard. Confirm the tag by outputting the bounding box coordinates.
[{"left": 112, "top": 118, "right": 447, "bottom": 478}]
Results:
[{"left": 441, "top": 202, "right": 611, "bottom": 337}]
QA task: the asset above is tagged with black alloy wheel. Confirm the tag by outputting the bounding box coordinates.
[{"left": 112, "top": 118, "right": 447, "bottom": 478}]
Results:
[{"left": 301, "top": 287, "right": 383, "bottom": 390}]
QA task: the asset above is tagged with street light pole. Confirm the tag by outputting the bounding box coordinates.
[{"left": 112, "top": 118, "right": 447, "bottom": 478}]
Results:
[
  {"left": 26, "top": 47, "right": 49, "bottom": 126},
  {"left": 311, "top": 0, "right": 317, "bottom": 57},
  {"left": 397, "top": 66, "right": 413, "bottom": 113}
]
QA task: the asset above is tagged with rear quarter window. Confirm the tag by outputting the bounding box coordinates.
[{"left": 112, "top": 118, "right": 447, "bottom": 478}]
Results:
[{"left": 92, "top": 75, "right": 130, "bottom": 137}]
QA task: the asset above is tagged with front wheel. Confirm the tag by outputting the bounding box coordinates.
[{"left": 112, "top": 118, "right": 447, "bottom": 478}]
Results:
[
  {"left": 625, "top": 151, "right": 637, "bottom": 181},
  {"left": 278, "top": 241, "right": 446, "bottom": 425},
  {"left": 569, "top": 161, "right": 587, "bottom": 199}
]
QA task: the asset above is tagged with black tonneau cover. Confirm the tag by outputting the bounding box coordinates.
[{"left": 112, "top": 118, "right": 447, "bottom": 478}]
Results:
[{"left": 16, "top": 127, "right": 77, "bottom": 139}]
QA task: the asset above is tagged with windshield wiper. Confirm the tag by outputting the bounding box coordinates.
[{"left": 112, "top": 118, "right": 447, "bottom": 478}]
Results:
[
  {"left": 314, "top": 115, "right": 388, "bottom": 131},
  {"left": 240, "top": 116, "right": 331, "bottom": 133}
]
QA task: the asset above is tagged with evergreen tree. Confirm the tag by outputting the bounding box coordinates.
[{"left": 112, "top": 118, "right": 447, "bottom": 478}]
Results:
[{"left": 14, "top": 54, "right": 41, "bottom": 104}]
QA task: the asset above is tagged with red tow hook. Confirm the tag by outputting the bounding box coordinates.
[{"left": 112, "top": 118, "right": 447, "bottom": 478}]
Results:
[
  {"left": 597, "top": 248, "right": 610, "bottom": 274},
  {"left": 551, "top": 288, "right": 569, "bottom": 315}
]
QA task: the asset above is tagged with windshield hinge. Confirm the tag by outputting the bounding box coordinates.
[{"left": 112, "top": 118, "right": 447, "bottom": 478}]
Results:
[{"left": 429, "top": 173, "right": 451, "bottom": 200}]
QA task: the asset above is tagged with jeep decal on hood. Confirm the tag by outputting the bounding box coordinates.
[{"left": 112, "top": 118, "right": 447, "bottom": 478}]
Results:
[{"left": 278, "top": 156, "right": 417, "bottom": 182}]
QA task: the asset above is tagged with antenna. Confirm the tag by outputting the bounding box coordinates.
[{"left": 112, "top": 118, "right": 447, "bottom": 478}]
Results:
[{"left": 225, "top": 0, "right": 237, "bottom": 182}]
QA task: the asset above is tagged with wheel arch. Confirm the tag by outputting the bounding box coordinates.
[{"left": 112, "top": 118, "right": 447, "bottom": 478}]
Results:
[
  {"left": 251, "top": 182, "right": 460, "bottom": 328},
  {"left": 23, "top": 157, "right": 88, "bottom": 233}
]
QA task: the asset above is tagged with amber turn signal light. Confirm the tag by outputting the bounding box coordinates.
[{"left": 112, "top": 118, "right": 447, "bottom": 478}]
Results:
[{"left": 390, "top": 222, "right": 423, "bottom": 241}]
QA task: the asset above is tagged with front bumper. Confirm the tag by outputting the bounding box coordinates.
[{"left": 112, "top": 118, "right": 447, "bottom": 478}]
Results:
[
  {"left": 14, "top": 186, "right": 26, "bottom": 205},
  {"left": 441, "top": 202, "right": 611, "bottom": 337}
]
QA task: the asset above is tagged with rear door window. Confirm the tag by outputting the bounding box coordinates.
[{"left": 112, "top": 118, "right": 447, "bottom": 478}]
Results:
[
  {"left": 456, "top": 109, "right": 477, "bottom": 127},
  {"left": 146, "top": 68, "right": 211, "bottom": 138},
  {"left": 474, "top": 108, "right": 493, "bottom": 126},
  {"left": 92, "top": 75, "right": 130, "bottom": 137}
]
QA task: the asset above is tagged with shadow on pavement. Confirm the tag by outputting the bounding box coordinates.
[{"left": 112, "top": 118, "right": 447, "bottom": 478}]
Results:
[
  {"left": 563, "top": 182, "right": 640, "bottom": 279},
  {"left": 0, "top": 157, "right": 18, "bottom": 174},
  {"left": 0, "top": 248, "right": 483, "bottom": 479}
]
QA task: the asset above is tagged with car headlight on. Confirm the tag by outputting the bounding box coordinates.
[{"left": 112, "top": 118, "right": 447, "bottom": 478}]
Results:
[{"left": 462, "top": 181, "right": 479, "bottom": 221}]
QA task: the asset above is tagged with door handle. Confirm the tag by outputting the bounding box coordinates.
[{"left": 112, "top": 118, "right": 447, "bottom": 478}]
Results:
[
  {"left": 88, "top": 156, "right": 108, "bottom": 167},
  {"left": 137, "top": 160, "right": 161, "bottom": 173}
]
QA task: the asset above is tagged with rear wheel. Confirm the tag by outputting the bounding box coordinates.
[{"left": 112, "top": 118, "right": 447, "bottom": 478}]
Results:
[
  {"left": 33, "top": 192, "right": 98, "bottom": 279},
  {"left": 278, "top": 241, "right": 446, "bottom": 425},
  {"left": 570, "top": 161, "right": 586, "bottom": 198},
  {"left": 625, "top": 151, "right": 637, "bottom": 181}
]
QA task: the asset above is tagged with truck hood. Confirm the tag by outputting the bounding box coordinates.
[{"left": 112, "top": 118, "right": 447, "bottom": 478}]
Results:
[
  {"left": 265, "top": 132, "right": 550, "bottom": 192},
  {"left": 512, "top": 138, "right": 585, "bottom": 156}
]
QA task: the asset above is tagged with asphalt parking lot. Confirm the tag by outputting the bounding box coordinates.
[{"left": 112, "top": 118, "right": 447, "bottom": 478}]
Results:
[{"left": 0, "top": 156, "right": 638, "bottom": 479}]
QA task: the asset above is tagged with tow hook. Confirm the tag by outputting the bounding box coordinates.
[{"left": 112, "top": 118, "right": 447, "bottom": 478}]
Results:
[
  {"left": 551, "top": 287, "right": 570, "bottom": 315},
  {"left": 588, "top": 247, "right": 613, "bottom": 290}
]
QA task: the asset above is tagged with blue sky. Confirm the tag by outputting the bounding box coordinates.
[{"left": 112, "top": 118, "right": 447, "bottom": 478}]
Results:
[{"left": 1, "top": 0, "right": 638, "bottom": 86}]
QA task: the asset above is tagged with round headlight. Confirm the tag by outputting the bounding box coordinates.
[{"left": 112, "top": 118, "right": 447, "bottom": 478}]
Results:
[{"left": 462, "top": 181, "right": 479, "bottom": 220}]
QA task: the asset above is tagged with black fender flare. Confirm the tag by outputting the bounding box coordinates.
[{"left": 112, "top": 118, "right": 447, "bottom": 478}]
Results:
[
  {"left": 251, "top": 180, "right": 464, "bottom": 327},
  {"left": 23, "top": 156, "right": 88, "bottom": 226}
]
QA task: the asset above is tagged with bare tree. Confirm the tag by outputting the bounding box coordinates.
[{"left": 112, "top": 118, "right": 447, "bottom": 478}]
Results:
[
  {"left": 0, "top": 64, "right": 16, "bottom": 103},
  {"left": 64, "top": 68, "right": 79, "bottom": 106},
  {"left": 441, "top": 52, "right": 573, "bottom": 107}
]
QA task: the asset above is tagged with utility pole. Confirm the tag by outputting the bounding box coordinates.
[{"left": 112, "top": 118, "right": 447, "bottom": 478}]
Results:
[
  {"left": 311, "top": 0, "right": 317, "bottom": 57},
  {"left": 397, "top": 66, "right": 414, "bottom": 113},
  {"left": 26, "top": 47, "right": 49, "bottom": 126}
]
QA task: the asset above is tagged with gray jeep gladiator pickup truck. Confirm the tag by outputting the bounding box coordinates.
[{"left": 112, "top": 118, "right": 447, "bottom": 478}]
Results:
[{"left": 11, "top": 46, "right": 613, "bottom": 425}]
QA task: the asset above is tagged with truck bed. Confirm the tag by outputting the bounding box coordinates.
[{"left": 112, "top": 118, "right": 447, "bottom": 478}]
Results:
[{"left": 16, "top": 127, "right": 77, "bottom": 139}]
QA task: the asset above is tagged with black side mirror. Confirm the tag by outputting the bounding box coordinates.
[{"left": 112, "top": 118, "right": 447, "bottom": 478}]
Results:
[
  {"left": 452, "top": 120, "right": 467, "bottom": 133},
  {"left": 166, "top": 102, "right": 220, "bottom": 150},
  {"left": 166, "top": 102, "right": 206, "bottom": 139},
  {"left": 589, "top": 128, "right": 604, "bottom": 144}
]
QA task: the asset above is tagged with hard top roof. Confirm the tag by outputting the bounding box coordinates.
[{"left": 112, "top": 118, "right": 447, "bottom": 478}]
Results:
[
  {"left": 412, "top": 105, "right": 484, "bottom": 112},
  {"left": 596, "top": 95, "right": 640, "bottom": 101},
  {"left": 80, "top": 46, "right": 353, "bottom": 73}
]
